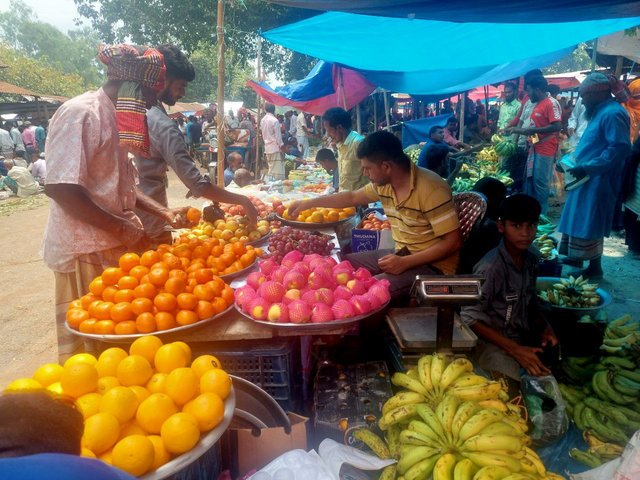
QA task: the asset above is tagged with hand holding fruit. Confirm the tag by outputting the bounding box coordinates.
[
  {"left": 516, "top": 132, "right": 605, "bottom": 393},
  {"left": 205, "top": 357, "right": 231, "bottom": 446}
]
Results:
[
  {"left": 241, "top": 199, "right": 259, "bottom": 226},
  {"left": 378, "top": 254, "right": 409, "bottom": 275},
  {"left": 287, "top": 200, "right": 307, "bottom": 220},
  {"left": 169, "top": 207, "right": 191, "bottom": 229}
]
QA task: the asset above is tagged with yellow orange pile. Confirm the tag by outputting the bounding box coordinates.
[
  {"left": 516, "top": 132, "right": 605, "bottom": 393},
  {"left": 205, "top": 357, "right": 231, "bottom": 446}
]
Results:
[
  {"left": 281, "top": 206, "right": 355, "bottom": 223},
  {"left": 66, "top": 239, "right": 261, "bottom": 335},
  {"left": 3, "top": 336, "right": 232, "bottom": 477},
  {"left": 188, "top": 218, "right": 272, "bottom": 244}
]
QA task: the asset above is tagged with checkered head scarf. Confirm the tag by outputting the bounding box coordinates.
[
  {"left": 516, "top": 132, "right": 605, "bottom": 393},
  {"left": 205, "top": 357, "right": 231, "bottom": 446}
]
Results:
[{"left": 98, "top": 44, "right": 166, "bottom": 157}]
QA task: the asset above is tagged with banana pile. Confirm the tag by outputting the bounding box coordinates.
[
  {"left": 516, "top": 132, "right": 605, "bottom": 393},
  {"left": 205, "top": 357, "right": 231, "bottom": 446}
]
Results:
[
  {"left": 452, "top": 163, "right": 513, "bottom": 193},
  {"left": 536, "top": 215, "right": 556, "bottom": 239},
  {"left": 558, "top": 315, "right": 640, "bottom": 468},
  {"left": 537, "top": 275, "right": 601, "bottom": 308},
  {"left": 602, "top": 313, "right": 640, "bottom": 357},
  {"left": 532, "top": 234, "right": 556, "bottom": 261},
  {"left": 476, "top": 146, "right": 499, "bottom": 162}
]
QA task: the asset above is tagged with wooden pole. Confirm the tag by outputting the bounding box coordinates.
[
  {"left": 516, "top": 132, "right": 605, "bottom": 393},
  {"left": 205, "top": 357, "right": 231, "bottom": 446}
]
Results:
[
  {"left": 373, "top": 93, "right": 378, "bottom": 131},
  {"left": 591, "top": 38, "right": 598, "bottom": 73},
  {"left": 255, "top": 36, "right": 262, "bottom": 179},
  {"left": 615, "top": 55, "right": 624, "bottom": 78},
  {"left": 216, "top": 0, "right": 226, "bottom": 187},
  {"left": 356, "top": 103, "right": 361, "bottom": 134},
  {"left": 484, "top": 85, "right": 489, "bottom": 120},
  {"left": 459, "top": 92, "right": 466, "bottom": 143},
  {"left": 383, "top": 91, "right": 390, "bottom": 129}
]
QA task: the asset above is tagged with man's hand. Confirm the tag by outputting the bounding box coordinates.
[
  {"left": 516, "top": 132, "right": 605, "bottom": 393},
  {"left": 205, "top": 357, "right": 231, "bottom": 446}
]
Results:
[
  {"left": 287, "top": 200, "right": 308, "bottom": 220},
  {"left": 541, "top": 325, "right": 559, "bottom": 348},
  {"left": 117, "top": 222, "right": 152, "bottom": 253},
  {"left": 568, "top": 166, "right": 587, "bottom": 180},
  {"left": 242, "top": 199, "right": 259, "bottom": 226},
  {"left": 168, "top": 207, "right": 190, "bottom": 228},
  {"left": 378, "top": 254, "right": 409, "bottom": 275},
  {"left": 501, "top": 127, "right": 514, "bottom": 135},
  {"left": 509, "top": 345, "right": 550, "bottom": 376}
]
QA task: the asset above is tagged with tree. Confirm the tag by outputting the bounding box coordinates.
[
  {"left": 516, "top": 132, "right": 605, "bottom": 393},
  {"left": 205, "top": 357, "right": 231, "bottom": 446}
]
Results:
[
  {"left": 544, "top": 43, "right": 593, "bottom": 75},
  {"left": 73, "top": 0, "right": 316, "bottom": 81}
]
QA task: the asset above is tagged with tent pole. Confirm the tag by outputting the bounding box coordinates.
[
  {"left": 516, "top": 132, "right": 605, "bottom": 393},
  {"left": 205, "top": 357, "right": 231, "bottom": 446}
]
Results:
[
  {"left": 591, "top": 38, "right": 598, "bottom": 73},
  {"left": 383, "top": 91, "right": 390, "bottom": 129},
  {"left": 356, "top": 103, "right": 361, "bottom": 134},
  {"left": 484, "top": 86, "right": 489, "bottom": 124},
  {"left": 373, "top": 93, "right": 378, "bottom": 131},
  {"left": 459, "top": 92, "right": 466, "bottom": 143},
  {"left": 615, "top": 55, "right": 624, "bottom": 78},
  {"left": 216, "top": 0, "right": 226, "bottom": 188},
  {"left": 255, "top": 36, "right": 262, "bottom": 179}
]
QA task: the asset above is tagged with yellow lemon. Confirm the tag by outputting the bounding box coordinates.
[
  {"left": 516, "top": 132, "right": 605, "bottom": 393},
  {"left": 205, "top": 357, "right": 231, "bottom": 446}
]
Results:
[
  {"left": 129, "top": 385, "right": 150, "bottom": 404},
  {"left": 136, "top": 393, "right": 177, "bottom": 434},
  {"left": 119, "top": 420, "right": 147, "bottom": 440},
  {"left": 96, "top": 348, "right": 128, "bottom": 377},
  {"left": 183, "top": 392, "right": 225, "bottom": 432},
  {"left": 148, "top": 434, "right": 171, "bottom": 470},
  {"left": 4, "top": 378, "right": 43, "bottom": 393},
  {"left": 61, "top": 363, "right": 98, "bottom": 398},
  {"left": 116, "top": 355, "right": 153, "bottom": 386},
  {"left": 146, "top": 373, "right": 167, "bottom": 394},
  {"left": 32, "top": 363, "right": 64, "bottom": 387},
  {"left": 190, "top": 355, "right": 222, "bottom": 378},
  {"left": 99, "top": 386, "right": 138, "bottom": 423},
  {"left": 172, "top": 341, "right": 192, "bottom": 364},
  {"left": 64, "top": 353, "right": 98, "bottom": 369},
  {"left": 76, "top": 392, "right": 102, "bottom": 419},
  {"left": 99, "top": 449, "right": 113, "bottom": 465},
  {"left": 199, "top": 368, "right": 232, "bottom": 400},
  {"left": 129, "top": 336, "right": 163, "bottom": 366},
  {"left": 160, "top": 412, "right": 200, "bottom": 454},
  {"left": 81, "top": 448, "right": 96, "bottom": 458},
  {"left": 47, "top": 381, "right": 64, "bottom": 395},
  {"left": 112, "top": 435, "right": 155, "bottom": 476},
  {"left": 83, "top": 412, "right": 120, "bottom": 454},
  {"left": 97, "top": 376, "right": 120, "bottom": 395},
  {"left": 154, "top": 344, "right": 188, "bottom": 374},
  {"left": 164, "top": 368, "right": 198, "bottom": 406}
]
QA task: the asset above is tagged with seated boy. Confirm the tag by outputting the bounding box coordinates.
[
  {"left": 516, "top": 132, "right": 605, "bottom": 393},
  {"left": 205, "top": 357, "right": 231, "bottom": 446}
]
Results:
[{"left": 460, "top": 194, "right": 558, "bottom": 380}]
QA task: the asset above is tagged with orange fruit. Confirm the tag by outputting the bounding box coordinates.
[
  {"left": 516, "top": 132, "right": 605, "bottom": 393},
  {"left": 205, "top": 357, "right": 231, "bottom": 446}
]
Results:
[
  {"left": 81, "top": 448, "right": 96, "bottom": 458},
  {"left": 79, "top": 319, "right": 97, "bottom": 333},
  {"left": 173, "top": 341, "right": 192, "bottom": 363},
  {"left": 194, "top": 268, "right": 214, "bottom": 284},
  {"left": 136, "top": 393, "right": 177, "bottom": 434},
  {"left": 101, "top": 286, "right": 118, "bottom": 302},
  {"left": 186, "top": 207, "right": 202, "bottom": 224},
  {"left": 155, "top": 312, "right": 177, "bottom": 331},
  {"left": 130, "top": 336, "right": 163, "bottom": 364},
  {"left": 129, "top": 385, "right": 150, "bottom": 404},
  {"left": 114, "top": 321, "right": 137, "bottom": 335},
  {"left": 168, "top": 269, "right": 188, "bottom": 281},
  {"left": 164, "top": 277, "right": 186, "bottom": 296},
  {"left": 162, "top": 253, "right": 182, "bottom": 270},
  {"left": 33, "top": 363, "right": 64, "bottom": 387},
  {"left": 97, "top": 347, "right": 128, "bottom": 377},
  {"left": 4, "top": 378, "right": 43, "bottom": 392},
  {"left": 111, "top": 435, "right": 155, "bottom": 476},
  {"left": 135, "top": 312, "right": 157, "bottom": 333},
  {"left": 128, "top": 265, "right": 149, "bottom": 281},
  {"left": 61, "top": 362, "right": 99, "bottom": 398},
  {"left": 148, "top": 435, "right": 171, "bottom": 470},
  {"left": 68, "top": 299, "right": 84, "bottom": 310},
  {"left": 146, "top": 373, "right": 167, "bottom": 394},
  {"left": 164, "top": 367, "right": 198, "bottom": 406},
  {"left": 176, "top": 293, "right": 198, "bottom": 310},
  {"left": 116, "top": 355, "right": 153, "bottom": 386},
  {"left": 131, "top": 297, "right": 153, "bottom": 315},
  {"left": 76, "top": 392, "right": 101, "bottom": 419},
  {"left": 118, "top": 253, "right": 141, "bottom": 273},
  {"left": 89, "top": 277, "right": 106, "bottom": 296},
  {"left": 99, "top": 386, "right": 139, "bottom": 423},
  {"left": 102, "top": 267, "right": 125, "bottom": 286},
  {"left": 63, "top": 354, "right": 97, "bottom": 370},
  {"left": 119, "top": 420, "right": 146, "bottom": 440},
  {"left": 110, "top": 302, "right": 134, "bottom": 322},
  {"left": 83, "top": 412, "right": 120, "bottom": 454},
  {"left": 99, "top": 450, "right": 113, "bottom": 465},
  {"left": 195, "top": 300, "right": 215, "bottom": 320},
  {"left": 154, "top": 293, "right": 177, "bottom": 313},
  {"left": 193, "top": 284, "right": 215, "bottom": 302},
  {"left": 211, "top": 297, "right": 228, "bottom": 315},
  {"left": 97, "top": 376, "right": 121, "bottom": 395},
  {"left": 183, "top": 392, "right": 225, "bottom": 431},
  {"left": 113, "top": 289, "right": 135, "bottom": 303},
  {"left": 140, "top": 250, "right": 160, "bottom": 268},
  {"left": 221, "top": 286, "right": 234, "bottom": 306},
  {"left": 133, "top": 283, "right": 157, "bottom": 300},
  {"left": 154, "top": 344, "right": 188, "bottom": 373},
  {"left": 160, "top": 412, "right": 200, "bottom": 454},
  {"left": 191, "top": 355, "right": 222, "bottom": 378},
  {"left": 148, "top": 267, "right": 170, "bottom": 287},
  {"left": 94, "top": 320, "right": 116, "bottom": 334},
  {"left": 199, "top": 368, "right": 231, "bottom": 400},
  {"left": 117, "top": 275, "right": 139, "bottom": 290},
  {"left": 94, "top": 302, "right": 115, "bottom": 320},
  {"left": 80, "top": 294, "right": 97, "bottom": 310},
  {"left": 176, "top": 310, "right": 199, "bottom": 326},
  {"left": 66, "top": 308, "right": 90, "bottom": 329}
]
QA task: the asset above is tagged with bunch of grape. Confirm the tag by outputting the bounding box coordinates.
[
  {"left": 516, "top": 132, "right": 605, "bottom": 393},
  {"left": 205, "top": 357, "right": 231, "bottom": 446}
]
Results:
[{"left": 267, "top": 226, "right": 334, "bottom": 263}]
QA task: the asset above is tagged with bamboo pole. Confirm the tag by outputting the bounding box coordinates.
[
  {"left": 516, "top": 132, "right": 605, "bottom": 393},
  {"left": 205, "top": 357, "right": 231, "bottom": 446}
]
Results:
[
  {"left": 459, "top": 92, "right": 466, "bottom": 143},
  {"left": 356, "top": 103, "right": 361, "bottom": 134},
  {"left": 255, "top": 36, "right": 262, "bottom": 179},
  {"left": 615, "top": 55, "right": 624, "bottom": 78},
  {"left": 383, "top": 91, "right": 390, "bottom": 129},
  {"left": 216, "top": 0, "right": 226, "bottom": 187},
  {"left": 373, "top": 93, "right": 377, "bottom": 131},
  {"left": 591, "top": 38, "right": 598, "bottom": 73}
]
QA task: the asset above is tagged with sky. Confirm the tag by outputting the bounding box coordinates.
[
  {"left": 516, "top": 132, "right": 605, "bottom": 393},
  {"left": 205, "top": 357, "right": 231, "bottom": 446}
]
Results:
[{"left": 0, "top": 0, "right": 86, "bottom": 33}]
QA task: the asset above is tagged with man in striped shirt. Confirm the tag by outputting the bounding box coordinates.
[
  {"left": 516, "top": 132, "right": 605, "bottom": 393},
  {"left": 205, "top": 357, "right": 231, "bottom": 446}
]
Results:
[{"left": 288, "top": 131, "right": 463, "bottom": 298}]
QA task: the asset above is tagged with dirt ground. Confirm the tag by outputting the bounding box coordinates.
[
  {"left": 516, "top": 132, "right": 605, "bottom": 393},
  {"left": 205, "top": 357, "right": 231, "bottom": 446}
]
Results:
[{"left": 0, "top": 176, "right": 638, "bottom": 388}]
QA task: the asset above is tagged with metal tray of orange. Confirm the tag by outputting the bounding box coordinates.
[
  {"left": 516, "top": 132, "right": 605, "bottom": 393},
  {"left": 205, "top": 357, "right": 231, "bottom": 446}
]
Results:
[{"left": 275, "top": 214, "right": 356, "bottom": 229}]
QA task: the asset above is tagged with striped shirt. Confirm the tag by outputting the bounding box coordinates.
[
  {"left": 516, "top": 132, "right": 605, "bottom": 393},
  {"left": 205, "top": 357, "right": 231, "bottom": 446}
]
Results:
[{"left": 361, "top": 163, "right": 460, "bottom": 274}]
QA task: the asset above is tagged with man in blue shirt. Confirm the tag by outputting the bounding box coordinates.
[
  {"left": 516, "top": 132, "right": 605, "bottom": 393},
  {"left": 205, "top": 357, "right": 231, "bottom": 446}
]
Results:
[
  {"left": 416, "top": 125, "right": 457, "bottom": 166},
  {"left": 316, "top": 148, "right": 339, "bottom": 191}
]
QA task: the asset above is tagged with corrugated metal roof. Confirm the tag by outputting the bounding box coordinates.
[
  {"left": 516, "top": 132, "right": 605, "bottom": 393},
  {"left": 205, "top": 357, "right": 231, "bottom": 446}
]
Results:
[{"left": 0, "top": 81, "right": 40, "bottom": 97}]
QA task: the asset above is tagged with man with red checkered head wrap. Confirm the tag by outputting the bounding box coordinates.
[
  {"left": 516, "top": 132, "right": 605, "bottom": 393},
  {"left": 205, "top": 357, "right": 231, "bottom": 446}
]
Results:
[{"left": 42, "top": 44, "right": 187, "bottom": 362}]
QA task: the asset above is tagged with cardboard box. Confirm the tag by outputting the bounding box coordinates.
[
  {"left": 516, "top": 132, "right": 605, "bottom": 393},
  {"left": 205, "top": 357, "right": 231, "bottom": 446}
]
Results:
[
  {"left": 351, "top": 229, "right": 395, "bottom": 252},
  {"left": 225, "top": 413, "right": 309, "bottom": 476}
]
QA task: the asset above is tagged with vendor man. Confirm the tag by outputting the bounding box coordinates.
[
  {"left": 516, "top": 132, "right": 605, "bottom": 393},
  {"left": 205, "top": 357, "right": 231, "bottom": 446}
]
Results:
[
  {"left": 288, "top": 131, "right": 463, "bottom": 298},
  {"left": 136, "top": 44, "right": 258, "bottom": 245},
  {"left": 416, "top": 126, "right": 458, "bottom": 167}
]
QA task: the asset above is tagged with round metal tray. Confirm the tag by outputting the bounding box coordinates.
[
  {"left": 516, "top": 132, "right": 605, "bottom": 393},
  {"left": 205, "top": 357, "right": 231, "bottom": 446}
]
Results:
[
  {"left": 141, "top": 387, "right": 236, "bottom": 480},
  {"left": 234, "top": 300, "right": 389, "bottom": 334},
  {"left": 276, "top": 214, "right": 356, "bottom": 229},
  {"left": 536, "top": 277, "right": 612, "bottom": 313},
  {"left": 65, "top": 304, "right": 234, "bottom": 343},
  {"left": 244, "top": 230, "right": 271, "bottom": 247},
  {"left": 219, "top": 259, "right": 258, "bottom": 281}
]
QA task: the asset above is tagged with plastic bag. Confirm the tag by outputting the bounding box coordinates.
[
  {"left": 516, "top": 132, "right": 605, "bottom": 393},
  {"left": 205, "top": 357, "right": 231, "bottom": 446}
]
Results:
[
  {"left": 521, "top": 374, "right": 569, "bottom": 446},
  {"left": 571, "top": 429, "right": 640, "bottom": 479}
]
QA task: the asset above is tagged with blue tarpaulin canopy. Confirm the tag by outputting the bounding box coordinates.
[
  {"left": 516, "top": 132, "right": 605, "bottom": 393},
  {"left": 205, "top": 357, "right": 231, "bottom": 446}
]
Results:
[
  {"left": 402, "top": 114, "right": 454, "bottom": 148},
  {"left": 268, "top": 0, "right": 640, "bottom": 23}
]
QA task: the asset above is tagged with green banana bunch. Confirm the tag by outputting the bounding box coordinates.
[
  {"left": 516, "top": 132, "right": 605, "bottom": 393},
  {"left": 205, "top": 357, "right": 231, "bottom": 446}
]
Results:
[
  {"left": 538, "top": 275, "right": 601, "bottom": 308},
  {"left": 494, "top": 140, "right": 516, "bottom": 157},
  {"left": 602, "top": 314, "right": 640, "bottom": 359},
  {"left": 570, "top": 448, "right": 603, "bottom": 469},
  {"left": 533, "top": 234, "right": 556, "bottom": 260}
]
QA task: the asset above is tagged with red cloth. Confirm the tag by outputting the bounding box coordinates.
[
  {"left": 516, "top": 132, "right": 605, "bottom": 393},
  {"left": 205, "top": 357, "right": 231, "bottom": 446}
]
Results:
[{"left": 530, "top": 97, "right": 562, "bottom": 157}]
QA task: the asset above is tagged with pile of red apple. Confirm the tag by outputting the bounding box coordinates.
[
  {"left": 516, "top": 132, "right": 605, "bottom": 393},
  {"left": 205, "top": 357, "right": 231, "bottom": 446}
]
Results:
[
  {"left": 234, "top": 251, "right": 391, "bottom": 324},
  {"left": 220, "top": 196, "right": 278, "bottom": 218}
]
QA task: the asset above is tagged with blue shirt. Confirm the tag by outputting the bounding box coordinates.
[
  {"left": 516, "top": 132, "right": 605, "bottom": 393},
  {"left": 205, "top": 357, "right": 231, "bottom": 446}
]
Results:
[
  {"left": 558, "top": 99, "right": 631, "bottom": 240},
  {"left": 224, "top": 167, "right": 235, "bottom": 186},
  {"left": 416, "top": 139, "right": 436, "bottom": 168},
  {"left": 0, "top": 453, "right": 135, "bottom": 480}
]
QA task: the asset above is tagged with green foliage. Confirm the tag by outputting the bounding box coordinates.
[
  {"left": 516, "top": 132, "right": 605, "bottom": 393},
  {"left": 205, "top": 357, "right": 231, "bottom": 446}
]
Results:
[
  {"left": 73, "top": 0, "right": 316, "bottom": 81},
  {"left": 544, "top": 43, "right": 594, "bottom": 75}
]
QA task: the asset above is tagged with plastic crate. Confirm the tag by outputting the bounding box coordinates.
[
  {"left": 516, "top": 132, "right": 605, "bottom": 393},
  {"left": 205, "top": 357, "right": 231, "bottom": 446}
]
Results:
[{"left": 199, "top": 339, "right": 301, "bottom": 412}]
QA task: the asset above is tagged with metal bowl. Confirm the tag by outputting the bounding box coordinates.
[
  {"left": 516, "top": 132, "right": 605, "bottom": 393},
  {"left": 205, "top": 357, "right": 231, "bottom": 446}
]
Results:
[
  {"left": 234, "top": 300, "right": 389, "bottom": 334},
  {"left": 219, "top": 259, "right": 258, "bottom": 281},
  {"left": 536, "top": 277, "right": 612, "bottom": 313},
  {"left": 245, "top": 230, "right": 272, "bottom": 247},
  {"left": 276, "top": 214, "right": 356, "bottom": 229},
  {"left": 140, "top": 387, "right": 236, "bottom": 480},
  {"left": 65, "top": 305, "right": 234, "bottom": 343}
]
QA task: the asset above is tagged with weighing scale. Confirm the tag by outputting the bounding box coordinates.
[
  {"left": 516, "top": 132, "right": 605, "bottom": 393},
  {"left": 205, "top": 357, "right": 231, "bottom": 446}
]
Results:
[{"left": 386, "top": 276, "right": 483, "bottom": 363}]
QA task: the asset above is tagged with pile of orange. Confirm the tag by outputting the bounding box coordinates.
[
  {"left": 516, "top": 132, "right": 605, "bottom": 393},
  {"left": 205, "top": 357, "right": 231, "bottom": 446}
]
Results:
[
  {"left": 66, "top": 239, "right": 261, "bottom": 335},
  {"left": 282, "top": 206, "right": 355, "bottom": 223},
  {"left": 188, "top": 217, "right": 272, "bottom": 244},
  {"left": 3, "top": 336, "right": 232, "bottom": 477}
]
